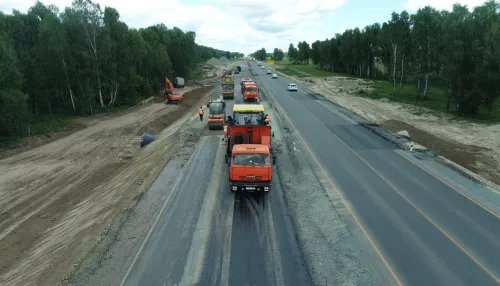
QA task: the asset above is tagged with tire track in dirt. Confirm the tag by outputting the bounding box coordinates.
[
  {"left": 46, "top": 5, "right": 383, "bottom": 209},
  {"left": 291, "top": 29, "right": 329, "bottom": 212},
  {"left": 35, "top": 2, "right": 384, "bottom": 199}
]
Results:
[{"left": 0, "top": 86, "right": 214, "bottom": 286}]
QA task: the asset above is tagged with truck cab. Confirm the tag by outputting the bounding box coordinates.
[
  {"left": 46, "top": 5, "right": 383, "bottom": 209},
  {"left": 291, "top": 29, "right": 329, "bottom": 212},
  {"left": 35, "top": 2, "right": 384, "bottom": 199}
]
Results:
[
  {"left": 242, "top": 82, "right": 259, "bottom": 102},
  {"left": 225, "top": 104, "right": 275, "bottom": 192},
  {"left": 227, "top": 144, "right": 275, "bottom": 192},
  {"left": 240, "top": 77, "right": 253, "bottom": 91}
]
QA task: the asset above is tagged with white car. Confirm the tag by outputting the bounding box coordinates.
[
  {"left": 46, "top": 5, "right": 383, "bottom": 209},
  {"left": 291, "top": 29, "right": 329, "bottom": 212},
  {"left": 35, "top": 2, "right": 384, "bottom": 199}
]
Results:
[
  {"left": 287, "top": 83, "right": 298, "bottom": 91},
  {"left": 267, "top": 70, "right": 272, "bottom": 74},
  {"left": 261, "top": 66, "right": 265, "bottom": 69},
  {"left": 272, "top": 73, "right": 278, "bottom": 78}
]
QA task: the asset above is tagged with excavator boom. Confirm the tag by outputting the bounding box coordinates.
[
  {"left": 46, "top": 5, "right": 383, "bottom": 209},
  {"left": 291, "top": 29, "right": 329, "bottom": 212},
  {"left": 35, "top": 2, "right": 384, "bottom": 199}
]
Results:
[{"left": 165, "top": 77, "right": 183, "bottom": 104}]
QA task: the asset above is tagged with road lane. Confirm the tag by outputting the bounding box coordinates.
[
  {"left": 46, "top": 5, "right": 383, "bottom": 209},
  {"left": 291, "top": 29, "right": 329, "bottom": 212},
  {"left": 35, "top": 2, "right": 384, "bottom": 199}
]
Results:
[
  {"left": 121, "top": 62, "right": 310, "bottom": 286},
  {"left": 121, "top": 136, "right": 219, "bottom": 286},
  {"left": 253, "top": 63, "right": 500, "bottom": 285}
]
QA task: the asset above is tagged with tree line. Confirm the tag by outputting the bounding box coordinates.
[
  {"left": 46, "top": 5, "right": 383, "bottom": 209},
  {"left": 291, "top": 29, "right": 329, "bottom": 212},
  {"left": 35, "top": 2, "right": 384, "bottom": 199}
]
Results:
[
  {"left": 0, "top": 0, "right": 242, "bottom": 140},
  {"left": 285, "top": 0, "right": 500, "bottom": 115},
  {"left": 250, "top": 48, "right": 285, "bottom": 61}
]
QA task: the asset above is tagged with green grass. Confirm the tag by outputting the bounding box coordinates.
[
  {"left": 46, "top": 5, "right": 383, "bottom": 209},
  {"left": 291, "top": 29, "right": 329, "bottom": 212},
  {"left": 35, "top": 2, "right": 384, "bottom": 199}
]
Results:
[
  {"left": 274, "top": 66, "right": 305, "bottom": 78},
  {"left": 0, "top": 116, "right": 74, "bottom": 148},
  {"left": 360, "top": 81, "right": 500, "bottom": 124},
  {"left": 275, "top": 61, "right": 344, "bottom": 77},
  {"left": 190, "top": 66, "right": 203, "bottom": 80},
  {"left": 293, "top": 64, "right": 344, "bottom": 77},
  {"left": 275, "top": 60, "right": 500, "bottom": 124},
  {"left": 28, "top": 116, "right": 74, "bottom": 136}
]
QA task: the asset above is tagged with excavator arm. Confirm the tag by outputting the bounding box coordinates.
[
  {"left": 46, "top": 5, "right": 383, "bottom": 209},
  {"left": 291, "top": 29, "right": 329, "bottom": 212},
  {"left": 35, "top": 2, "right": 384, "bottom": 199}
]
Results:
[
  {"left": 165, "top": 77, "right": 175, "bottom": 95},
  {"left": 164, "top": 77, "right": 183, "bottom": 103}
]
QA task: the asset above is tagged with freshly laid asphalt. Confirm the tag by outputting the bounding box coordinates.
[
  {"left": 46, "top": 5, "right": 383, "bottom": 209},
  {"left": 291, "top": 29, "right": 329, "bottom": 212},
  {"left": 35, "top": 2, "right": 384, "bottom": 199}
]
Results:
[
  {"left": 255, "top": 63, "right": 500, "bottom": 285},
  {"left": 120, "top": 67, "right": 310, "bottom": 286}
]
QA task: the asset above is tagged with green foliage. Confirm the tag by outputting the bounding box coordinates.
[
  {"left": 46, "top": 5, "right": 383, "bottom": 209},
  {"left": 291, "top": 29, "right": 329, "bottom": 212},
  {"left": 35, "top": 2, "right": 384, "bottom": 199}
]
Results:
[
  {"left": 286, "top": 0, "right": 500, "bottom": 119},
  {"left": 250, "top": 48, "right": 267, "bottom": 61},
  {"left": 275, "top": 66, "right": 305, "bottom": 77},
  {"left": 0, "top": 0, "right": 242, "bottom": 143},
  {"left": 273, "top": 48, "right": 284, "bottom": 61}
]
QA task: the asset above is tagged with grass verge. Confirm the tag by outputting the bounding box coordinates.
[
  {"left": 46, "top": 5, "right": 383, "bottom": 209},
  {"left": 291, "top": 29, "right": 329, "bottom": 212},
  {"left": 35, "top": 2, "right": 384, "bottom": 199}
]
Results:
[
  {"left": 276, "top": 61, "right": 500, "bottom": 124},
  {"left": 359, "top": 81, "right": 500, "bottom": 124}
]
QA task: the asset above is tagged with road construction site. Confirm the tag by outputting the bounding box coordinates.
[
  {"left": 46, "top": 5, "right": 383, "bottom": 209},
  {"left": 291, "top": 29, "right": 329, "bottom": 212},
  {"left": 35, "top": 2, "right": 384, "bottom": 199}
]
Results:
[{"left": 2, "top": 61, "right": 500, "bottom": 286}]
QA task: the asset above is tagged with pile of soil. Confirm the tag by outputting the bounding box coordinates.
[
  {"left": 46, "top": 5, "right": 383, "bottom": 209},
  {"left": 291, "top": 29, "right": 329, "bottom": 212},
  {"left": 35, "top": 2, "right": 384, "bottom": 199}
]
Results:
[
  {"left": 382, "top": 120, "right": 499, "bottom": 184},
  {"left": 205, "top": 57, "right": 220, "bottom": 66}
]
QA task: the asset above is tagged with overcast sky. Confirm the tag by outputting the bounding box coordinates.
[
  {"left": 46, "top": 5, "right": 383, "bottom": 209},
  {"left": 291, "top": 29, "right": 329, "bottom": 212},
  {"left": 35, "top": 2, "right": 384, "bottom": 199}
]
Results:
[{"left": 1, "top": 0, "right": 487, "bottom": 54}]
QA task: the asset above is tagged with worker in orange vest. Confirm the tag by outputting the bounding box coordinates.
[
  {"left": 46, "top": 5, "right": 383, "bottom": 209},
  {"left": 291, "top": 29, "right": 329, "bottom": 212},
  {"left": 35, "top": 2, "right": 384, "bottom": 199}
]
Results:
[
  {"left": 264, "top": 114, "right": 270, "bottom": 124},
  {"left": 199, "top": 106, "right": 204, "bottom": 121}
]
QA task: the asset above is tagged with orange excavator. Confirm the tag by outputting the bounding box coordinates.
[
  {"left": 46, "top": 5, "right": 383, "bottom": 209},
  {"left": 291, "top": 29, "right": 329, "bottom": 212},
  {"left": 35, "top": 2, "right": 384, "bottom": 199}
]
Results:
[{"left": 164, "top": 77, "right": 183, "bottom": 104}]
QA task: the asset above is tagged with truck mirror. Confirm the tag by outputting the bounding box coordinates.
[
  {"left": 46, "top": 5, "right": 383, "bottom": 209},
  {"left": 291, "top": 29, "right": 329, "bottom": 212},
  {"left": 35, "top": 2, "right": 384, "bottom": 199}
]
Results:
[
  {"left": 225, "top": 154, "right": 229, "bottom": 164},
  {"left": 272, "top": 156, "right": 277, "bottom": 165},
  {"left": 272, "top": 131, "right": 275, "bottom": 138}
]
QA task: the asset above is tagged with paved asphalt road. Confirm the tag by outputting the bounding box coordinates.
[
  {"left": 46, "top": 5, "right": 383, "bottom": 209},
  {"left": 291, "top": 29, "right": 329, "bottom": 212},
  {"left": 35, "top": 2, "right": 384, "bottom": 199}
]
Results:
[
  {"left": 253, "top": 63, "right": 500, "bottom": 285},
  {"left": 120, "top": 68, "right": 310, "bottom": 286}
]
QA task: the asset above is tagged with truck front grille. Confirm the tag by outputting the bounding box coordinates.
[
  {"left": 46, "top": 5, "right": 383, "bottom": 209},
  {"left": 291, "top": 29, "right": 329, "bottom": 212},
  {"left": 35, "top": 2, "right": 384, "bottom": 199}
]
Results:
[{"left": 239, "top": 176, "right": 263, "bottom": 181}]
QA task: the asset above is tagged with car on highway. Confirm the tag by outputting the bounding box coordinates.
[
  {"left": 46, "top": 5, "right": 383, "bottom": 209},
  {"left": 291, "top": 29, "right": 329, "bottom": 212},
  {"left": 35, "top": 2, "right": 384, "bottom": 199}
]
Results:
[
  {"left": 261, "top": 66, "right": 265, "bottom": 69},
  {"left": 287, "top": 83, "right": 298, "bottom": 91},
  {"left": 267, "top": 70, "right": 272, "bottom": 74},
  {"left": 272, "top": 73, "right": 278, "bottom": 78}
]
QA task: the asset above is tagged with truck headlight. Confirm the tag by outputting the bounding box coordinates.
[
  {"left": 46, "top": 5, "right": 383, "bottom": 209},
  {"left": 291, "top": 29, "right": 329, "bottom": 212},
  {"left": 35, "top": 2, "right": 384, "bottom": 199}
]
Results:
[{"left": 232, "top": 186, "right": 237, "bottom": 190}]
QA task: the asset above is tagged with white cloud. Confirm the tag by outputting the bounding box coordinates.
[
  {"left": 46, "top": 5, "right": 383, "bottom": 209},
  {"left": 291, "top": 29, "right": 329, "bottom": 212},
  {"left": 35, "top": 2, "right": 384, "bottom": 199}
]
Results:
[
  {"left": 1, "top": 0, "right": 348, "bottom": 54},
  {"left": 405, "top": 0, "right": 485, "bottom": 11}
]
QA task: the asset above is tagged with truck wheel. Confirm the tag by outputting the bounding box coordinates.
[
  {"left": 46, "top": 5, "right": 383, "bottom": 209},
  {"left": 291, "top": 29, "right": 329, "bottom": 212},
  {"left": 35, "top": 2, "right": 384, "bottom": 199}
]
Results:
[{"left": 230, "top": 133, "right": 247, "bottom": 146}]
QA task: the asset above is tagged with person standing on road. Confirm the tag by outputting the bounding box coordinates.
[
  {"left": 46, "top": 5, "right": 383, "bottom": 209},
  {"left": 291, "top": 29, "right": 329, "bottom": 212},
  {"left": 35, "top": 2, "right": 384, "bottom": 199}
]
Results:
[
  {"left": 199, "top": 106, "right": 204, "bottom": 121},
  {"left": 264, "top": 114, "right": 270, "bottom": 125}
]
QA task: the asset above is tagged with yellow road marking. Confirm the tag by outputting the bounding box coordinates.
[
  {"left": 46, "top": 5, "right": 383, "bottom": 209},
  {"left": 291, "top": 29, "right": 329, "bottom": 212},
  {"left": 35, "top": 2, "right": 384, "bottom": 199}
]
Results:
[
  {"left": 263, "top": 86, "right": 403, "bottom": 286},
  {"left": 286, "top": 94, "right": 500, "bottom": 284},
  {"left": 393, "top": 150, "right": 500, "bottom": 220}
]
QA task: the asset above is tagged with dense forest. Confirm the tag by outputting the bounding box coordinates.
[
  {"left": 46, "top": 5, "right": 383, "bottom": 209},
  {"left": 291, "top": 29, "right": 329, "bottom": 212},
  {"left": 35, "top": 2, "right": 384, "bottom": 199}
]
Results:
[
  {"left": 283, "top": 1, "right": 500, "bottom": 116},
  {"left": 0, "top": 0, "right": 242, "bottom": 142}
]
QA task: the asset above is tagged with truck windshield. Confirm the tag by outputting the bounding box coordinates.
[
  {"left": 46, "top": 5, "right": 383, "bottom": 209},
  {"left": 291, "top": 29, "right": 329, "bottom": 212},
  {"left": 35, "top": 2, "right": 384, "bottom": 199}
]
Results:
[
  {"left": 232, "top": 153, "right": 270, "bottom": 165},
  {"left": 232, "top": 112, "right": 264, "bottom": 125},
  {"left": 222, "top": 85, "right": 233, "bottom": 91},
  {"left": 244, "top": 87, "right": 258, "bottom": 92}
]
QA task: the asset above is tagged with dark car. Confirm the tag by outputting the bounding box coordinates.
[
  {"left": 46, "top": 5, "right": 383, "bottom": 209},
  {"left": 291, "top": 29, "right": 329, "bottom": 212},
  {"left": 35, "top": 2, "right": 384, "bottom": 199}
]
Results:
[{"left": 234, "top": 69, "right": 240, "bottom": 74}]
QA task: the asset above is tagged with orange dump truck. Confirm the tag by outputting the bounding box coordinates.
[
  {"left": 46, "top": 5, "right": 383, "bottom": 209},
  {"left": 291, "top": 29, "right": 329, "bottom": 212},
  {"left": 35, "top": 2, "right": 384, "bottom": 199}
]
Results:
[
  {"left": 225, "top": 104, "right": 275, "bottom": 192},
  {"left": 242, "top": 82, "right": 259, "bottom": 102}
]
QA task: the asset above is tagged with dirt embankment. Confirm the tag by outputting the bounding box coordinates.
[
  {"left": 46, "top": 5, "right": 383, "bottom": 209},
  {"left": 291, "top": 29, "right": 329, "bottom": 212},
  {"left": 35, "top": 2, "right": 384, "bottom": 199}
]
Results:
[
  {"left": 0, "top": 86, "right": 213, "bottom": 286},
  {"left": 278, "top": 72, "right": 500, "bottom": 186}
]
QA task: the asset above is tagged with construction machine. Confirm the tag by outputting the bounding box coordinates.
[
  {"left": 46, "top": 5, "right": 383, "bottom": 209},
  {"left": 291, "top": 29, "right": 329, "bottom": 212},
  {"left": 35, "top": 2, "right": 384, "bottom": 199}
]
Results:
[
  {"left": 224, "top": 74, "right": 234, "bottom": 84},
  {"left": 207, "top": 98, "right": 226, "bottom": 130},
  {"left": 225, "top": 104, "right": 276, "bottom": 192},
  {"left": 174, "top": 77, "right": 185, "bottom": 88},
  {"left": 242, "top": 81, "right": 259, "bottom": 102},
  {"left": 222, "top": 83, "right": 235, "bottom": 99},
  {"left": 164, "top": 77, "right": 183, "bottom": 104}
]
